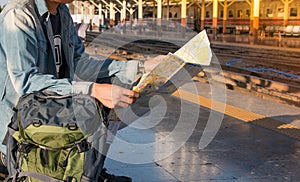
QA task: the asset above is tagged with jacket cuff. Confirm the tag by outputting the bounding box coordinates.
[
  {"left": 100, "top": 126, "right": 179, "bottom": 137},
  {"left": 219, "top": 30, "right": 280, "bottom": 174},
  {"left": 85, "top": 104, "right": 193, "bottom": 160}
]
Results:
[
  {"left": 120, "top": 60, "right": 139, "bottom": 85},
  {"left": 72, "top": 81, "right": 93, "bottom": 95}
]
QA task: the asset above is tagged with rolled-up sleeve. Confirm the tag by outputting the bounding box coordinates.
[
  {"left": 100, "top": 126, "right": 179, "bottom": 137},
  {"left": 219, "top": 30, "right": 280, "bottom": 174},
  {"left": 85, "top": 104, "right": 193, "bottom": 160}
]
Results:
[
  {"left": 74, "top": 52, "right": 139, "bottom": 85},
  {"left": 72, "top": 58, "right": 139, "bottom": 94}
]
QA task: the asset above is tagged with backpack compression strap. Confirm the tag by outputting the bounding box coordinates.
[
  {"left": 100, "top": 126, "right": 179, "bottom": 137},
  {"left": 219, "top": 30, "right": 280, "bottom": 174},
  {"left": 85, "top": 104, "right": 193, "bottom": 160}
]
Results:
[{"left": 7, "top": 171, "right": 70, "bottom": 182}]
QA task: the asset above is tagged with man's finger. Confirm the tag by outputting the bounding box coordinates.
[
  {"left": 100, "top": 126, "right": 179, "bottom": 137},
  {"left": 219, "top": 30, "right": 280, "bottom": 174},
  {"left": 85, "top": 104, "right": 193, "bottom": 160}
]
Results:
[
  {"left": 119, "top": 95, "right": 135, "bottom": 105},
  {"left": 123, "top": 90, "right": 140, "bottom": 98}
]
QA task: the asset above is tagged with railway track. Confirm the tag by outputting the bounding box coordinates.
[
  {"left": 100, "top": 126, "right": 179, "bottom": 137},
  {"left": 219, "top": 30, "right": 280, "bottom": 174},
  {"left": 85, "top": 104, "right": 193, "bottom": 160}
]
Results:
[
  {"left": 85, "top": 31, "right": 300, "bottom": 107},
  {"left": 211, "top": 43, "right": 300, "bottom": 72}
]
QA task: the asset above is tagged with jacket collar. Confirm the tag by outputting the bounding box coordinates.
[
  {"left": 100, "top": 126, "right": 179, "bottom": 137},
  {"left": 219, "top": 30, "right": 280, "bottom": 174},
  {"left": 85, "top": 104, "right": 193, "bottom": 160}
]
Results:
[
  {"left": 34, "top": 0, "right": 64, "bottom": 21},
  {"left": 34, "top": 0, "right": 49, "bottom": 17}
]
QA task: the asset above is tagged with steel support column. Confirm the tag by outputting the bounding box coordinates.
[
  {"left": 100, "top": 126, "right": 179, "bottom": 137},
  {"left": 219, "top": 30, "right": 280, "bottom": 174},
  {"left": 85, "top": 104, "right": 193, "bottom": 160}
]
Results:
[
  {"left": 110, "top": 2, "right": 115, "bottom": 26},
  {"left": 104, "top": 9, "right": 108, "bottom": 27},
  {"left": 81, "top": 3, "right": 84, "bottom": 23},
  {"left": 157, "top": 0, "right": 162, "bottom": 35},
  {"left": 219, "top": 0, "right": 236, "bottom": 34},
  {"left": 122, "top": 0, "right": 126, "bottom": 22},
  {"left": 157, "top": 0, "right": 162, "bottom": 23},
  {"left": 181, "top": 0, "right": 187, "bottom": 27},
  {"left": 89, "top": 3, "right": 94, "bottom": 31},
  {"left": 222, "top": 0, "right": 227, "bottom": 34},
  {"left": 212, "top": 0, "right": 218, "bottom": 38},
  {"left": 281, "top": 0, "right": 293, "bottom": 26},
  {"left": 201, "top": 0, "right": 205, "bottom": 31},
  {"left": 138, "top": 0, "right": 143, "bottom": 22},
  {"left": 99, "top": 2, "right": 102, "bottom": 31},
  {"left": 123, "top": 0, "right": 127, "bottom": 32},
  {"left": 253, "top": 0, "right": 260, "bottom": 38},
  {"left": 166, "top": 0, "right": 170, "bottom": 21}
]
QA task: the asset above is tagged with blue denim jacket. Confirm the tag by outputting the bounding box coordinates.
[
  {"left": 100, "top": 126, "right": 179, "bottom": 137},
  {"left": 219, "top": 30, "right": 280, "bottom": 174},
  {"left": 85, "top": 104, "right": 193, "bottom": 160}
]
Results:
[{"left": 0, "top": 0, "right": 138, "bottom": 152}]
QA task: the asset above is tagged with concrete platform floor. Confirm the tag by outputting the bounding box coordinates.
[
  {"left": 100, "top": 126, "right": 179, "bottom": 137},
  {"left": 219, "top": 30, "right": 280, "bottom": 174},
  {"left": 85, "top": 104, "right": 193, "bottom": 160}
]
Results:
[{"left": 103, "top": 82, "right": 300, "bottom": 182}]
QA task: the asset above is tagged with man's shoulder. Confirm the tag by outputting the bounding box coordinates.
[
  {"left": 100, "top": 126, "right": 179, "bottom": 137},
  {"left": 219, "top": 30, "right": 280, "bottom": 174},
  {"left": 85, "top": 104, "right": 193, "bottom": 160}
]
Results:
[
  {"left": 2, "top": 0, "right": 30, "bottom": 11},
  {"left": 0, "top": 0, "right": 32, "bottom": 18}
]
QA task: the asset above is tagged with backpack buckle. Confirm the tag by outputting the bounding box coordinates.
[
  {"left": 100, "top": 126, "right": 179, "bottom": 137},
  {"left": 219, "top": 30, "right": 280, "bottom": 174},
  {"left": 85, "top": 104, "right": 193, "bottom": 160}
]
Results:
[
  {"left": 18, "top": 142, "right": 34, "bottom": 153},
  {"left": 75, "top": 140, "right": 90, "bottom": 153}
]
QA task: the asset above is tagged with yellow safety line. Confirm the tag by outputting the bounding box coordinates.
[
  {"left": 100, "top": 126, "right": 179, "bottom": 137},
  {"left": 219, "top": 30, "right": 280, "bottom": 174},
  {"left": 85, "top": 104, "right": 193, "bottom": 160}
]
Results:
[{"left": 172, "top": 89, "right": 300, "bottom": 140}]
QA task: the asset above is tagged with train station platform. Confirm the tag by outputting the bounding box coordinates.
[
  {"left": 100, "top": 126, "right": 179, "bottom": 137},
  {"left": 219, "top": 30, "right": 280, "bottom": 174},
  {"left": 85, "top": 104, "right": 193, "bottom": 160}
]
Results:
[
  {"left": 103, "top": 81, "right": 300, "bottom": 182},
  {"left": 83, "top": 28, "right": 300, "bottom": 181}
]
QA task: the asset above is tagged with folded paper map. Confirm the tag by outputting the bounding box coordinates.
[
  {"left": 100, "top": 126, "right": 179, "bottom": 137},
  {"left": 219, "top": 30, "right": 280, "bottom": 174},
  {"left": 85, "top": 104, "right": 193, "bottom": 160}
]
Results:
[
  {"left": 174, "top": 30, "right": 212, "bottom": 66},
  {"left": 133, "top": 30, "right": 212, "bottom": 95}
]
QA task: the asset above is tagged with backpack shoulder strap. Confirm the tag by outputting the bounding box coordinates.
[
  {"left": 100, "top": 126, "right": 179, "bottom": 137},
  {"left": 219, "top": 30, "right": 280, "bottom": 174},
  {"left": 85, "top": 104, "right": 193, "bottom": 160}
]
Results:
[{"left": 1, "top": 127, "right": 17, "bottom": 146}]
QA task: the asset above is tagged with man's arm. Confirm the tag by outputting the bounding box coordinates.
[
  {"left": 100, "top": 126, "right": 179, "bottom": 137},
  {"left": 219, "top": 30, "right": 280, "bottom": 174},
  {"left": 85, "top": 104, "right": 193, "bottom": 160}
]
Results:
[{"left": 2, "top": 9, "right": 75, "bottom": 96}]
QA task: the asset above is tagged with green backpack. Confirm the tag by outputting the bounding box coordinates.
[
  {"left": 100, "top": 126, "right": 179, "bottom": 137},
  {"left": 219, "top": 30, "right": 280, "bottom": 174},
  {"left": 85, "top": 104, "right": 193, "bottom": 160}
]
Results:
[{"left": 4, "top": 91, "right": 109, "bottom": 182}]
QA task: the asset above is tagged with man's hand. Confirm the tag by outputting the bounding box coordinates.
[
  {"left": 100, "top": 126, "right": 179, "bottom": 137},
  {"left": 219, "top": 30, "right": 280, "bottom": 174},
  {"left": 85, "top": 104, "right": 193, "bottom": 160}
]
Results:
[
  {"left": 90, "top": 83, "right": 140, "bottom": 108},
  {"left": 144, "top": 55, "right": 166, "bottom": 73}
]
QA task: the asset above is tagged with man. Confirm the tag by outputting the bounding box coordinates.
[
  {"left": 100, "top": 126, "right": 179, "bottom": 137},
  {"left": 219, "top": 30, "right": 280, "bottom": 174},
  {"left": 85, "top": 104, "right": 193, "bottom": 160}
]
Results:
[{"left": 0, "top": 0, "right": 162, "bottom": 181}]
